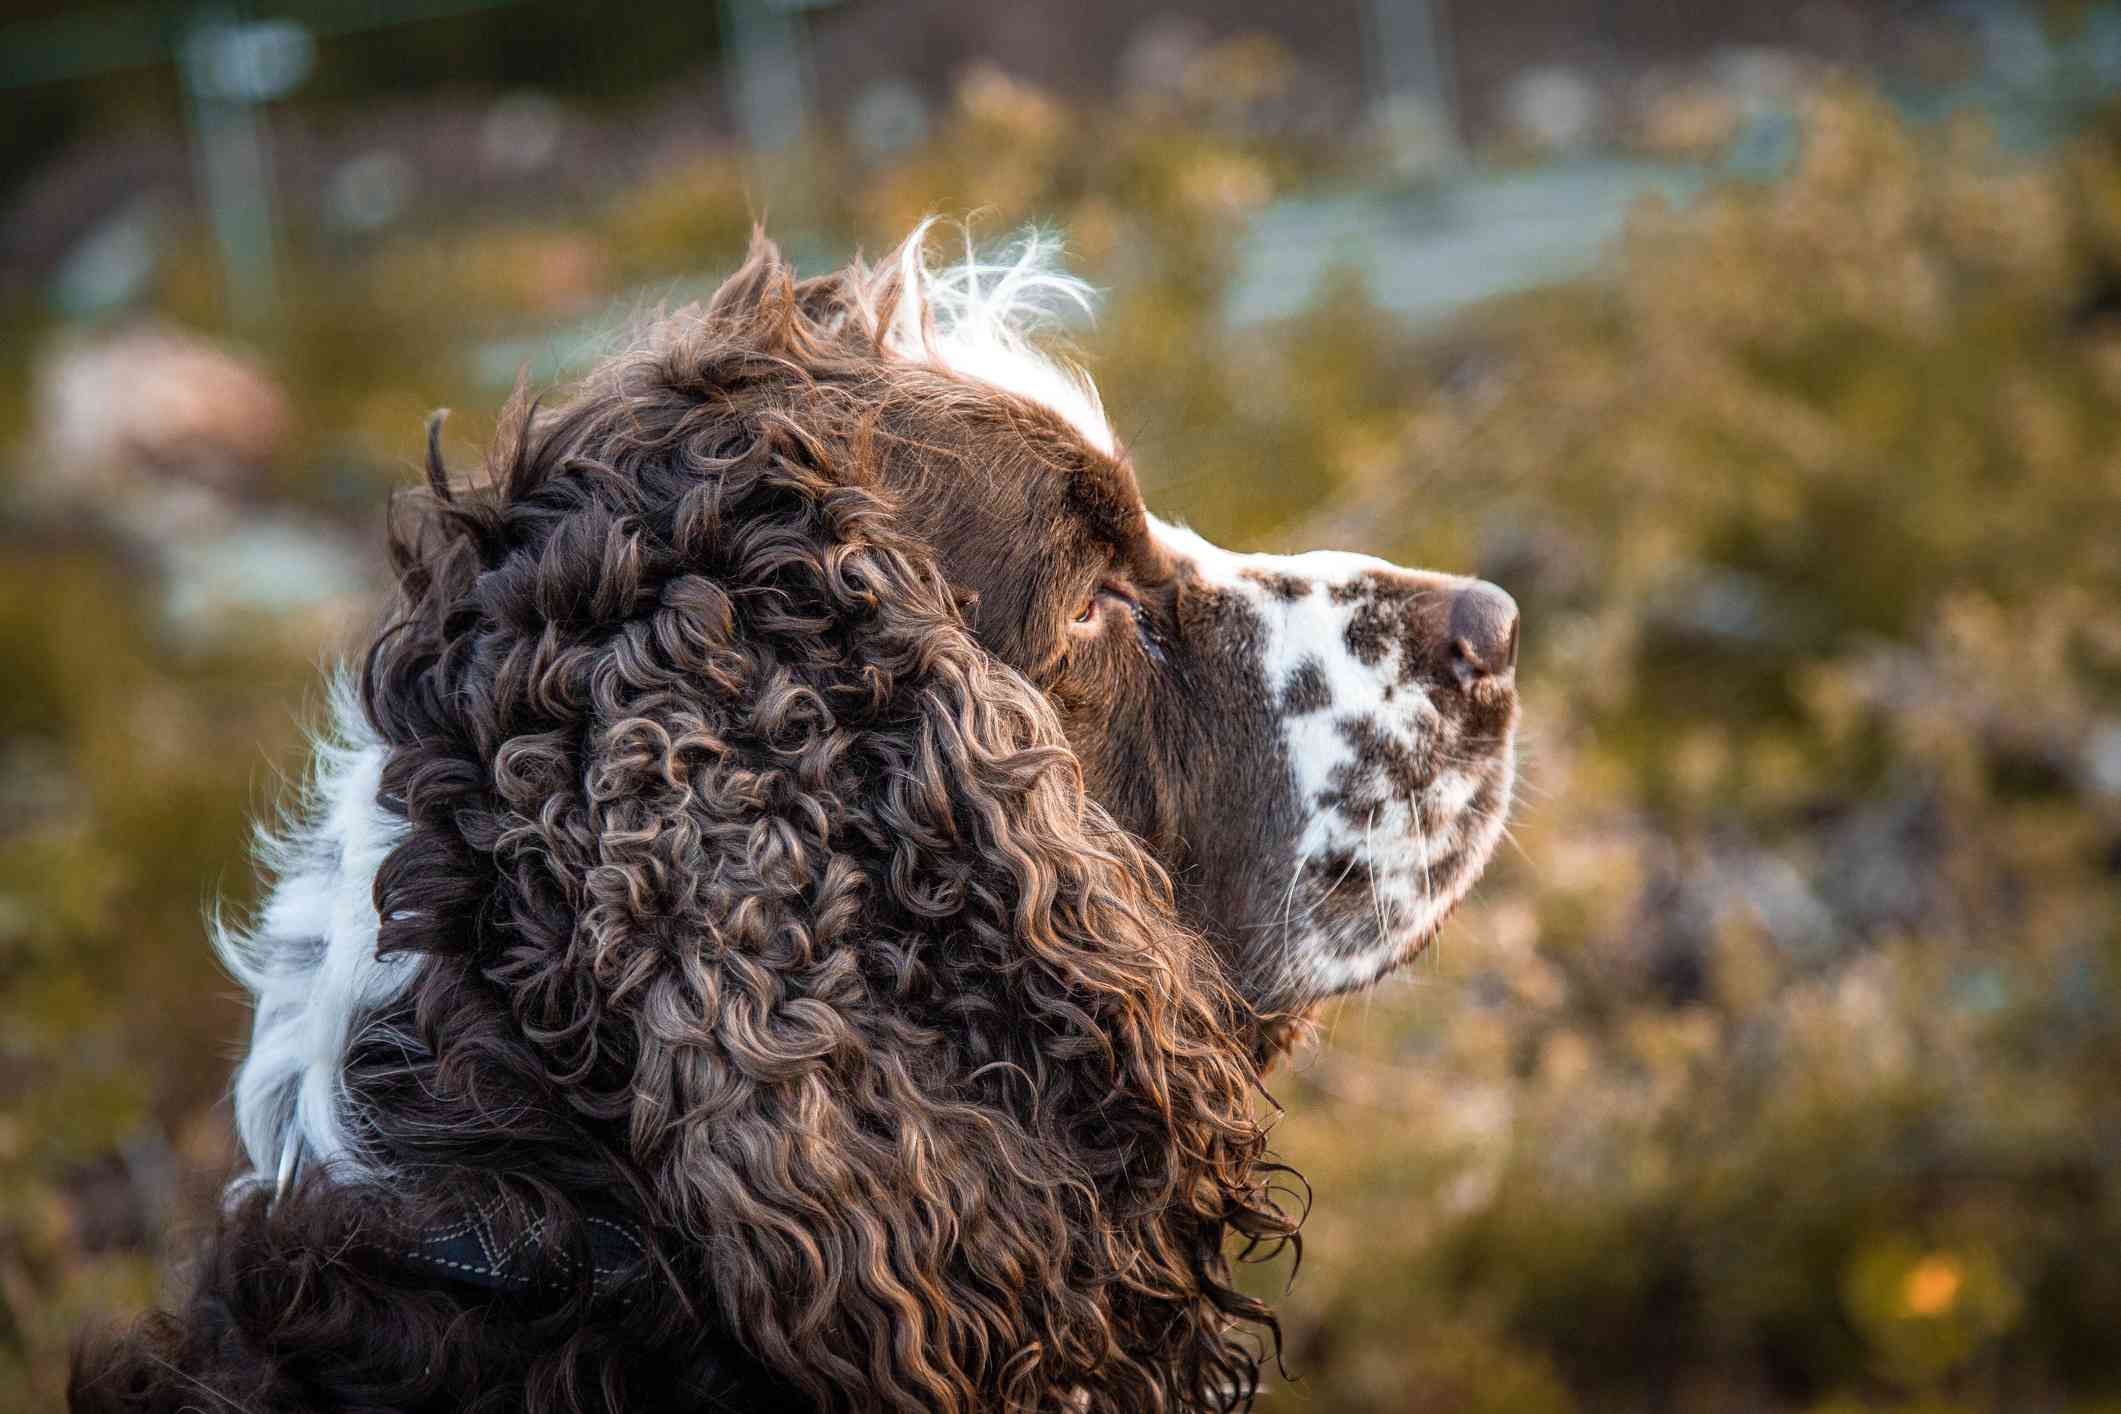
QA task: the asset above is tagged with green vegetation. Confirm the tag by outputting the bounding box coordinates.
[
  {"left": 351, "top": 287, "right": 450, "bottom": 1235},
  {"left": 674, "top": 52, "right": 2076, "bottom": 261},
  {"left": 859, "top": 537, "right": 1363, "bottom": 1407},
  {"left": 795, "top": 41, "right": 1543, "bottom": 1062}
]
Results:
[{"left": 4, "top": 47, "right": 2120, "bottom": 1411}]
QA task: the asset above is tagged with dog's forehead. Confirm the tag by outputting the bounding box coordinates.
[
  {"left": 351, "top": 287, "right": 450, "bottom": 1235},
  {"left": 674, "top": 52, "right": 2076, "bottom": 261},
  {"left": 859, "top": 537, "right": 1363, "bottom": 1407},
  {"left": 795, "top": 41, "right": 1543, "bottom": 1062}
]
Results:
[
  {"left": 1061, "top": 444, "right": 1147, "bottom": 551},
  {"left": 903, "top": 369, "right": 1145, "bottom": 556},
  {"left": 975, "top": 413, "right": 1138, "bottom": 593}
]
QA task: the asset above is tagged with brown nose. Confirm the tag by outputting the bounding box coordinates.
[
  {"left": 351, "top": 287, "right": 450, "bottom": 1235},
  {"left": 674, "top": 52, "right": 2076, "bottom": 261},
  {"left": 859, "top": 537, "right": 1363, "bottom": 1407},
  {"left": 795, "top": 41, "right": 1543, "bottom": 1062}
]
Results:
[{"left": 1447, "top": 580, "right": 1519, "bottom": 688}]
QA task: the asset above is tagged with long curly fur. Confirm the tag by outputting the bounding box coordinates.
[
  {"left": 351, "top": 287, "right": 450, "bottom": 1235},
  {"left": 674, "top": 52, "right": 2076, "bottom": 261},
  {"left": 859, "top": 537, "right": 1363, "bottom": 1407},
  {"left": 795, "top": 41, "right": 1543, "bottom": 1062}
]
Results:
[{"left": 74, "top": 232, "right": 1301, "bottom": 1414}]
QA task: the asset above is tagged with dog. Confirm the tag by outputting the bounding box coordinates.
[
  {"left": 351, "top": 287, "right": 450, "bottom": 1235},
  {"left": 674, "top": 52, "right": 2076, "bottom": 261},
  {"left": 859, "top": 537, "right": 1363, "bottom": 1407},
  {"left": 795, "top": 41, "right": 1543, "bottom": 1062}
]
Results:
[{"left": 73, "top": 223, "right": 1519, "bottom": 1414}]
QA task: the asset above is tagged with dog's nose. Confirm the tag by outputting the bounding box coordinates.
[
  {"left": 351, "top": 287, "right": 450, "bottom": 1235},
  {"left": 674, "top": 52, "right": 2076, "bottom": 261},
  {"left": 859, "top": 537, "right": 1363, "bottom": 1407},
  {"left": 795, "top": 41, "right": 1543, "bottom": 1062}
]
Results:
[{"left": 1447, "top": 580, "right": 1518, "bottom": 689}]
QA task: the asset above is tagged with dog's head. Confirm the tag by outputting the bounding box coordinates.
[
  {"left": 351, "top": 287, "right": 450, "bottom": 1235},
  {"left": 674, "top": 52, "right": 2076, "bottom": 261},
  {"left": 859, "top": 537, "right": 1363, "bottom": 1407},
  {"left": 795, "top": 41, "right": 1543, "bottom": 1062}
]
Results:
[
  {"left": 827, "top": 227, "right": 1522, "bottom": 1017},
  {"left": 217, "top": 226, "right": 1517, "bottom": 1414}
]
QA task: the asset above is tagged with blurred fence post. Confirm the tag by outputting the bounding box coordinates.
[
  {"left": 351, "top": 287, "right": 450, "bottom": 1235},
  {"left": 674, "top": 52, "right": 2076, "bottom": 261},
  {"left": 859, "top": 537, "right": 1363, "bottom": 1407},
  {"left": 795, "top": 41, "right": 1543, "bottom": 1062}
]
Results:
[
  {"left": 719, "top": 0, "right": 835, "bottom": 233},
  {"left": 179, "top": 10, "right": 313, "bottom": 331},
  {"left": 1365, "top": 0, "right": 1462, "bottom": 183}
]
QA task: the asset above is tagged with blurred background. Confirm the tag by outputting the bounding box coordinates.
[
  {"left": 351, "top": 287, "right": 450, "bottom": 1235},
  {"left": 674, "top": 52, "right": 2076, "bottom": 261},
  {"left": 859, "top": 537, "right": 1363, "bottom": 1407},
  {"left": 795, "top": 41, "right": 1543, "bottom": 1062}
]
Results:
[{"left": 5, "top": 0, "right": 2121, "bottom": 1409}]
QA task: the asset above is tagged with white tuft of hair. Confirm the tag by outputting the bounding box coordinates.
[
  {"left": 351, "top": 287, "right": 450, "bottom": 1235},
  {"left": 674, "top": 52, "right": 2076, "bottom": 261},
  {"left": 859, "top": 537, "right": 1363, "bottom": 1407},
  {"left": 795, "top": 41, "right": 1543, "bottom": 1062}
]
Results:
[
  {"left": 875, "top": 217, "right": 1117, "bottom": 455},
  {"left": 215, "top": 670, "right": 413, "bottom": 1195}
]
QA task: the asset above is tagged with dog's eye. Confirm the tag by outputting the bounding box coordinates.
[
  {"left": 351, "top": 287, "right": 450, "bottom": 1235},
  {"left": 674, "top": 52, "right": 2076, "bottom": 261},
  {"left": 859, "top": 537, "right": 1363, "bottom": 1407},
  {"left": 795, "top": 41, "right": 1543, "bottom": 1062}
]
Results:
[{"left": 1071, "top": 584, "right": 1133, "bottom": 634}]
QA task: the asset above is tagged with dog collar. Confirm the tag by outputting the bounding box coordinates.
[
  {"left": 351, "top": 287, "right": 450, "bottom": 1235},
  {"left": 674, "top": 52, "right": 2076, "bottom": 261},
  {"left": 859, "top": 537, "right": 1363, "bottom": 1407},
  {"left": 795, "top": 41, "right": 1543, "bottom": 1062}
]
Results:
[
  {"left": 401, "top": 1208, "right": 650, "bottom": 1303},
  {"left": 398, "top": 1208, "right": 812, "bottom": 1409}
]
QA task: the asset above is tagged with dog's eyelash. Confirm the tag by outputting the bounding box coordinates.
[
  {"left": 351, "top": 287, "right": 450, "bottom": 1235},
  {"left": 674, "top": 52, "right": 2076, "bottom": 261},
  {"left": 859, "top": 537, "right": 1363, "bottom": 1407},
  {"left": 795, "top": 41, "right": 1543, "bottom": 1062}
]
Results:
[
  {"left": 1061, "top": 588, "right": 1165, "bottom": 669},
  {"left": 1132, "top": 601, "right": 1169, "bottom": 665}
]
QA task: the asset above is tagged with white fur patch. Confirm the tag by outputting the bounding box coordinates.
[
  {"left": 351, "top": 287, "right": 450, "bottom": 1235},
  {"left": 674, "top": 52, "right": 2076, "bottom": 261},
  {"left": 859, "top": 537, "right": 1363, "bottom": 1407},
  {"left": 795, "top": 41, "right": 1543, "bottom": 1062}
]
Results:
[
  {"left": 217, "top": 672, "right": 414, "bottom": 1194},
  {"left": 877, "top": 218, "right": 1117, "bottom": 454}
]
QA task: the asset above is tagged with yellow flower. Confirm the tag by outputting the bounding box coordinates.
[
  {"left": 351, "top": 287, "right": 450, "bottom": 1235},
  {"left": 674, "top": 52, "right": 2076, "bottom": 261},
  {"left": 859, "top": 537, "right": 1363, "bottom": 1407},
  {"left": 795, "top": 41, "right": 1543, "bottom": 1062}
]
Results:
[{"left": 1900, "top": 1255, "right": 1963, "bottom": 1318}]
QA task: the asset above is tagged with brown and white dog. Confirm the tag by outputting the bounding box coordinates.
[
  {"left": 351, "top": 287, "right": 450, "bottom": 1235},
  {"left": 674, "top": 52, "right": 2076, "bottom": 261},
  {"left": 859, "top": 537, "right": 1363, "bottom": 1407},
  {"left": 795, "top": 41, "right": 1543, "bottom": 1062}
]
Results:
[{"left": 74, "top": 224, "right": 1518, "bottom": 1414}]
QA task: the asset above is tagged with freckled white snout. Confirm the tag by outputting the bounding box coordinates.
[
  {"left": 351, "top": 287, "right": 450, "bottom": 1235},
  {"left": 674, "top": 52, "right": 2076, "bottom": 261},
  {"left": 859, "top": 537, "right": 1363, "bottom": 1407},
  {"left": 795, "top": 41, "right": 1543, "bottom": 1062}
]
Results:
[{"left": 1447, "top": 580, "right": 1518, "bottom": 689}]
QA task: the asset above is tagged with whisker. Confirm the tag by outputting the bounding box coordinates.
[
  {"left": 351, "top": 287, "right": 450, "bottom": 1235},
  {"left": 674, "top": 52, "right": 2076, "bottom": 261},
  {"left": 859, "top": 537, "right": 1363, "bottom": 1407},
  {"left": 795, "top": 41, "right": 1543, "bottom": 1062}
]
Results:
[
  {"left": 1363, "top": 808, "right": 1393, "bottom": 954},
  {"left": 1277, "top": 845, "right": 1307, "bottom": 943},
  {"left": 1409, "top": 798, "right": 1437, "bottom": 957},
  {"left": 1242, "top": 851, "right": 1365, "bottom": 931}
]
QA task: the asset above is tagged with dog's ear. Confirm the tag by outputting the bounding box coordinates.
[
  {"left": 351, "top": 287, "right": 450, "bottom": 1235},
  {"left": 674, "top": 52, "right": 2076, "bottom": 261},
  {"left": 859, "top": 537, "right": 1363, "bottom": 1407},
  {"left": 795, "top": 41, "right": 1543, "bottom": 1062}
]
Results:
[{"left": 628, "top": 466, "right": 1294, "bottom": 1411}]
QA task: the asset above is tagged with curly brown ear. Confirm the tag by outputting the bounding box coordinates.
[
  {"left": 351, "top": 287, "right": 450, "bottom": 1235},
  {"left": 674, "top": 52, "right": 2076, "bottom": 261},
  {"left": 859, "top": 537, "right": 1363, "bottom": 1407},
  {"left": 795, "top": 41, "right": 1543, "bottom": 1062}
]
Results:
[
  {"left": 355, "top": 251, "right": 1298, "bottom": 1411},
  {"left": 609, "top": 534, "right": 1291, "bottom": 1411}
]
